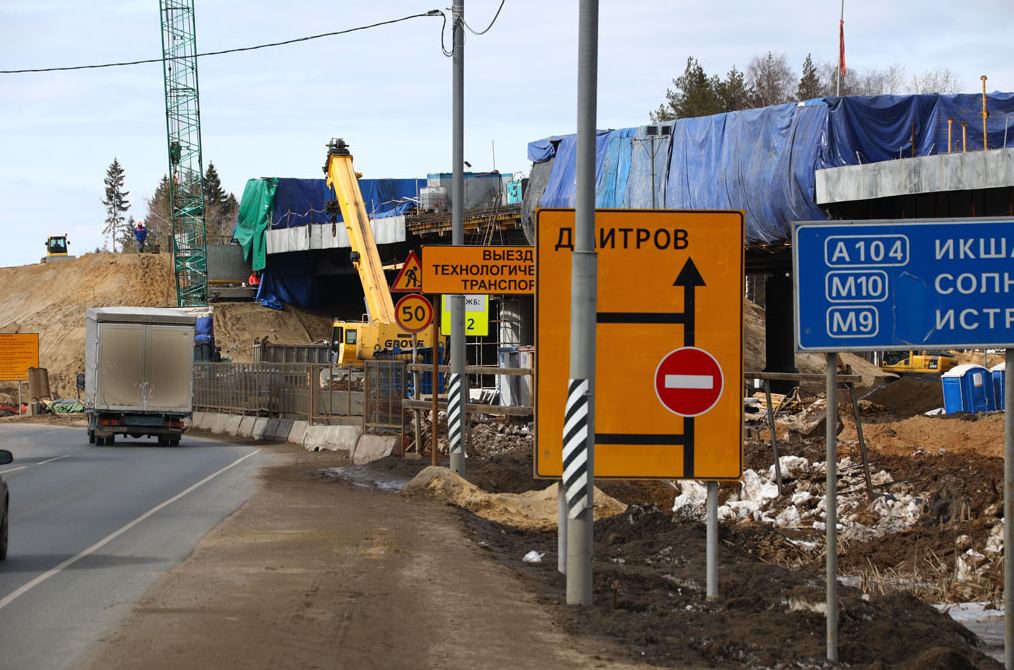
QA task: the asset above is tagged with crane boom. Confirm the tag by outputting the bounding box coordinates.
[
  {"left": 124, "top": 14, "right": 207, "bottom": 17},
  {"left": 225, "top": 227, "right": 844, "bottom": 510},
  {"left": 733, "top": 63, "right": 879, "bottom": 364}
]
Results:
[{"left": 324, "top": 138, "right": 396, "bottom": 324}]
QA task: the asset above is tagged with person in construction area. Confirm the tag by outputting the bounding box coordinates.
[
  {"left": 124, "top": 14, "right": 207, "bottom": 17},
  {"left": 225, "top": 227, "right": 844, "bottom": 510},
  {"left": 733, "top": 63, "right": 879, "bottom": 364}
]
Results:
[
  {"left": 134, "top": 220, "right": 147, "bottom": 253},
  {"left": 247, "top": 269, "right": 261, "bottom": 287}
]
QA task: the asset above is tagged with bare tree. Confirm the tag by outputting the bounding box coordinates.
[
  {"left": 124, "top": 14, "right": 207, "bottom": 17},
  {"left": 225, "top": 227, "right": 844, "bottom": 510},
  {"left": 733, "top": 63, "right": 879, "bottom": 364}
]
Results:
[
  {"left": 910, "top": 68, "right": 961, "bottom": 94},
  {"left": 747, "top": 52, "right": 793, "bottom": 107}
]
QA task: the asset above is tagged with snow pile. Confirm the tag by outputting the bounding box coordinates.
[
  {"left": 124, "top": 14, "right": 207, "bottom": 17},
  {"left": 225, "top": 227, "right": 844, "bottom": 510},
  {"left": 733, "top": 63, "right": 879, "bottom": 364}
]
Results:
[{"left": 671, "top": 455, "right": 924, "bottom": 541}]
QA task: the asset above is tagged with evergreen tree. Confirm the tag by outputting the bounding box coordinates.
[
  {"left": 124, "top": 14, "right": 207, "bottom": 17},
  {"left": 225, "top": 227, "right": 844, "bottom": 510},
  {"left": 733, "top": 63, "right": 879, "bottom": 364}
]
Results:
[
  {"left": 796, "top": 54, "right": 822, "bottom": 101},
  {"left": 651, "top": 57, "right": 727, "bottom": 121},
  {"left": 101, "top": 158, "right": 130, "bottom": 252},
  {"left": 203, "top": 162, "right": 226, "bottom": 209},
  {"left": 718, "top": 66, "right": 752, "bottom": 112}
]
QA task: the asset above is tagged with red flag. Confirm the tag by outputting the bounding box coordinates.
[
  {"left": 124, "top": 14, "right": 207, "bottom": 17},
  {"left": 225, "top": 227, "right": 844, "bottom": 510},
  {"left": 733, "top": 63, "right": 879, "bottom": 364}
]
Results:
[{"left": 839, "top": 19, "right": 846, "bottom": 78}]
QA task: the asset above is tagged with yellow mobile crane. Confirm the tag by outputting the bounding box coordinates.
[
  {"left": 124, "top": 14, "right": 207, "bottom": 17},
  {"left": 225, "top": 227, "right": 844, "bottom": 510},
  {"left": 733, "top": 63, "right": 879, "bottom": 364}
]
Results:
[{"left": 324, "top": 138, "right": 443, "bottom": 364}]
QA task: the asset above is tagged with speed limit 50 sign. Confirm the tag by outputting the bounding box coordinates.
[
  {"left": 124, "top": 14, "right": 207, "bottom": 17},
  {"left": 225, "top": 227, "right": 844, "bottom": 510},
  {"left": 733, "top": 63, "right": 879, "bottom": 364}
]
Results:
[{"left": 395, "top": 294, "right": 434, "bottom": 333}]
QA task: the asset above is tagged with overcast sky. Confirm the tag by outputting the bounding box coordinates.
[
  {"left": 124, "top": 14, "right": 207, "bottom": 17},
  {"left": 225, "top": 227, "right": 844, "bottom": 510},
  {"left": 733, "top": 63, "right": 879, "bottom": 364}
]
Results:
[{"left": 1, "top": 1, "right": 1012, "bottom": 268}]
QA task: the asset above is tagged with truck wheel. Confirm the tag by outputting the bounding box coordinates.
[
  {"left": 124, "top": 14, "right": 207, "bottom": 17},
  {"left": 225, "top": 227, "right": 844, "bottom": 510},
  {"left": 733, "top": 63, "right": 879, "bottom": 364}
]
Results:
[
  {"left": 88, "top": 430, "right": 95, "bottom": 444},
  {"left": 157, "top": 435, "right": 169, "bottom": 446},
  {"left": 95, "top": 436, "right": 105, "bottom": 446},
  {"left": 170, "top": 437, "right": 180, "bottom": 447}
]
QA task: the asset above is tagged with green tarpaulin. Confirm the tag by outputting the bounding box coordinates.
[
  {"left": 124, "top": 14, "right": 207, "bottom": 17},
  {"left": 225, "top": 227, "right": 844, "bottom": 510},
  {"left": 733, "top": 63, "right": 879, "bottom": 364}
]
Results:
[{"left": 233, "top": 178, "right": 277, "bottom": 271}]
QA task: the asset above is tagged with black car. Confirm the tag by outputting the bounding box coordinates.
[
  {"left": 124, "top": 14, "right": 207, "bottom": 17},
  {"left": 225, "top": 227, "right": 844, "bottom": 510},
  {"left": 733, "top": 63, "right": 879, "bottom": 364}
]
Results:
[{"left": 0, "top": 449, "right": 10, "bottom": 560}]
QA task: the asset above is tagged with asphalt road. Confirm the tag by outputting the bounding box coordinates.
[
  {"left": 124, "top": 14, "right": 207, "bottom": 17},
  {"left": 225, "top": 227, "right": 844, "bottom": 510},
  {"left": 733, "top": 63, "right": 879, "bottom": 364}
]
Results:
[{"left": 0, "top": 424, "right": 266, "bottom": 670}]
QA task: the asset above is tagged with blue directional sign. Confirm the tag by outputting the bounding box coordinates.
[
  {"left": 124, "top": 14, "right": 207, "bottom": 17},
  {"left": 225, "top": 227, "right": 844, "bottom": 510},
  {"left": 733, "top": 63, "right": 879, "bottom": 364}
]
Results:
[{"left": 793, "top": 218, "right": 1014, "bottom": 351}]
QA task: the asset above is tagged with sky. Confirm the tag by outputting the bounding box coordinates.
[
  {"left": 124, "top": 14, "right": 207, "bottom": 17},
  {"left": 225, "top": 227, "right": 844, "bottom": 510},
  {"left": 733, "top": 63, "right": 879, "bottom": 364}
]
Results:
[{"left": 1, "top": 0, "right": 1012, "bottom": 268}]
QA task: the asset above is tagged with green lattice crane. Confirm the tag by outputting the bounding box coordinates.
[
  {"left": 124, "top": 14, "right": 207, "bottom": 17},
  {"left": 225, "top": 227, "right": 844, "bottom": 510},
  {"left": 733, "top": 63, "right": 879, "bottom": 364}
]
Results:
[{"left": 159, "top": 0, "right": 208, "bottom": 307}]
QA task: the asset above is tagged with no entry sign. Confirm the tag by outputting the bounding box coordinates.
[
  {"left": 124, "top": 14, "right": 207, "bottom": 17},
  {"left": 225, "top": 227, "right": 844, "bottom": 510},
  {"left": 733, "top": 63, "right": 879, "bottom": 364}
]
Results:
[{"left": 655, "top": 347, "right": 723, "bottom": 417}]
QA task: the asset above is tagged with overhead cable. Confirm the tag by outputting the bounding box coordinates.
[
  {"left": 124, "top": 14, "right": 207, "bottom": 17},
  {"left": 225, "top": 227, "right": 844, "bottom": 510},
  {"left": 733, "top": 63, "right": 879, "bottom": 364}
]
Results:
[{"left": 0, "top": 10, "right": 442, "bottom": 74}]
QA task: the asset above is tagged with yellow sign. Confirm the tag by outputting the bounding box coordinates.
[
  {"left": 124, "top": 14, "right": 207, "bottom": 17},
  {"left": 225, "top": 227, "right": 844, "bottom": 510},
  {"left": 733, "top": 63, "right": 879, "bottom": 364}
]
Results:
[
  {"left": 395, "top": 294, "right": 434, "bottom": 333},
  {"left": 422, "top": 246, "right": 534, "bottom": 294},
  {"left": 391, "top": 250, "right": 423, "bottom": 293},
  {"left": 441, "top": 295, "right": 489, "bottom": 336},
  {"left": 0, "top": 333, "right": 40, "bottom": 381},
  {"left": 535, "top": 209, "right": 743, "bottom": 481}
]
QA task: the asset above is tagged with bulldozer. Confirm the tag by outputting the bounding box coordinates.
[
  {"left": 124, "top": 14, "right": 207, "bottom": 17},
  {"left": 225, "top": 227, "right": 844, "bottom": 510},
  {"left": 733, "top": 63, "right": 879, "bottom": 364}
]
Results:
[{"left": 42, "top": 235, "right": 75, "bottom": 263}]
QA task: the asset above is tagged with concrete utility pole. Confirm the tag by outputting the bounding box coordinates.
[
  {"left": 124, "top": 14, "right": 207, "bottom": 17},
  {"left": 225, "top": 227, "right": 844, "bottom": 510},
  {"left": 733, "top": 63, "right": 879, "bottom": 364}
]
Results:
[
  {"left": 565, "top": 0, "right": 598, "bottom": 606},
  {"left": 449, "top": 0, "right": 467, "bottom": 477}
]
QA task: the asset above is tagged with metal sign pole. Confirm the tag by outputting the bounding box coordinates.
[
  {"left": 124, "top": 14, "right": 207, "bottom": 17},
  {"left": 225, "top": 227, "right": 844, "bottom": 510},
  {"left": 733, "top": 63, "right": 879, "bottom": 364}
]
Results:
[
  {"left": 448, "top": 0, "right": 466, "bottom": 478},
  {"left": 565, "top": 0, "right": 598, "bottom": 606},
  {"left": 1005, "top": 348, "right": 1013, "bottom": 669},
  {"left": 558, "top": 486, "right": 568, "bottom": 574},
  {"left": 706, "top": 480, "right": 718, "bottom": 598},
  {"left": 412, "top": 333, "right": 421, "bottom": 454},
  {"left": 826, "top": 353, "right": 838, "bottom": 662},
  {"left": 431, "top": 316, "right": 440, "bottom": 468}
]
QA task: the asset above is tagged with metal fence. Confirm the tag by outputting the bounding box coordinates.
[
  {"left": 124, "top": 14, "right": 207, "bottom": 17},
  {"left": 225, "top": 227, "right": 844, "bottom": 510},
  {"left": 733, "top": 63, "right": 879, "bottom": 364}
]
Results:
[
  {"left": 364, "top": 360, "right": 405, "bottom": 435},
  {"left": 194, "top": 362, "right": 363, "bottom": 421}
]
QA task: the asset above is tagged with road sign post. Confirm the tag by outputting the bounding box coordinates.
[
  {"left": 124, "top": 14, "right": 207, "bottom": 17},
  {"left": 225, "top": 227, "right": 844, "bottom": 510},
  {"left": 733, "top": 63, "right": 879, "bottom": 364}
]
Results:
[{"left": 536, "top": 209, "right": 744, "bottom": 481}]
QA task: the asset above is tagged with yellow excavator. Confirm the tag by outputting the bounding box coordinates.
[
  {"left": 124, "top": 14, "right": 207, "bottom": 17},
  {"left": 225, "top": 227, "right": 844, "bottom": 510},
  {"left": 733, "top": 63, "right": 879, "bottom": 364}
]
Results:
[
  {"left": 323, "top": 138, "right": 443, "bottom": 365},
  {"left": 881, "top": 351, "right": 959, "bottom": 376},
  {"left": 42, "top": 235, "right": 74, "bottom": 262}
]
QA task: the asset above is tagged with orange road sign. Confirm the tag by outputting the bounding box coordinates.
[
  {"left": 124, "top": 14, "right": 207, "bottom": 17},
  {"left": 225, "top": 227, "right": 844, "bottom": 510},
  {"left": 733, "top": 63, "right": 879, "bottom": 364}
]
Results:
[
  {"left": 0, "top": 333, "right": 39, "bottom": 381},
  {"left": 395, "top": 294, "right": 434, "bottom": 333},
  {"left": 421, "top": 246, "right": 534, "bottom": 294},
  {"left": 391, "top": 251, "right": 423, "bottom": 293},
  {"left": 535, "top": 209, "right": 744, "bottom": 481}
]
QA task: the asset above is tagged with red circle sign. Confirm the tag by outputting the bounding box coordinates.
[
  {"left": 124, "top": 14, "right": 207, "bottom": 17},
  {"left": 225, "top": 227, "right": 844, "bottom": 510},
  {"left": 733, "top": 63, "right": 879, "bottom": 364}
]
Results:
[
  {"left": 654, "top": 347, "right": 723, "bottom": 417},
  {"left": 395, "top": 294, "right": 433, "bottom": 333}
]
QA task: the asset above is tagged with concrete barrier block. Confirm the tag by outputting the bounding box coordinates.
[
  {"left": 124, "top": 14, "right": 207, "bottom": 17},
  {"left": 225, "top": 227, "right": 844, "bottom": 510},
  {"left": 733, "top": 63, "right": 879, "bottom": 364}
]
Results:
[
  {"left": 302, "top": 425, "right": 330, "bottom": 451},
  {"left": 209, "top": 414, "right": 229, "bottom": 434},
  {"left": 272, "top": 419, "right": 293, "bottom": 440},
  {"left": 352, "top": 434, "right": 397, "bottom": 464},
  {"left": 223, "top": 414, "right": 243, "bottom": 436},
  {"left": 288, "top": 420, "right": 308, "bottom": 444},
  {"left": 191, "top": 412, "right": 208, "bottom": 430},
  {"left": 332, "top": 425, "right": 362, "bottom": 451},
  {"left": 251, "top": 417, "right": 270, "bottom": 441},
  {"left": 238, "top": 416, "right": 256, "bottom": 438}
]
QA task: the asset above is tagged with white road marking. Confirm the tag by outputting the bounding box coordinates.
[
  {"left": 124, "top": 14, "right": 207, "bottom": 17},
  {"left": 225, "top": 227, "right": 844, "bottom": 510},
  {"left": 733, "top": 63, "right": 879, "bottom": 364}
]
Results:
[
  {"left": 0, "top": 448, "right": 261, "bottom": 611},
  {"left": 664, "top": 374, "right": 714, "bottom": 390},
  {"left": 0, "top": 467, "right": 25, "bottom": 475},
  {"left": 38, "top": 454, "right": 75, "bottom": 466}
]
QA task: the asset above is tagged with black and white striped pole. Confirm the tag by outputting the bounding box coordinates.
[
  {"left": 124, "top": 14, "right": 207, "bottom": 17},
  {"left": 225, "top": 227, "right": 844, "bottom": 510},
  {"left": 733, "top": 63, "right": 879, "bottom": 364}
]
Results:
[{"left": 566, "top": 0, "right": 598, "bottom": 606}]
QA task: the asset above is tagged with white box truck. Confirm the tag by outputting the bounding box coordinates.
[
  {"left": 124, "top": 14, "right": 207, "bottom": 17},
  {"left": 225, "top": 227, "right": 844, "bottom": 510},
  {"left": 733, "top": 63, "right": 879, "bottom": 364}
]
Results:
[{"left": 84, "top": 307, "right": 196, "bottom": 446}]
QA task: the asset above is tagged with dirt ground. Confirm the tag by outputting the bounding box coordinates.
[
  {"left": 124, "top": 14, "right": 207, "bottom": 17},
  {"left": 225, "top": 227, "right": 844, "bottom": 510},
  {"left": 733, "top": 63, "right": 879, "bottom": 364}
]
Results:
[
  {"left": 0, "top": 252, "right": 334, "bottom": 400},
  {"left": 74, "top": 431, "right": 1001, "bottom": 670},
  {"left": 79, "top": 443, "right": 643, "bottom": 670}
]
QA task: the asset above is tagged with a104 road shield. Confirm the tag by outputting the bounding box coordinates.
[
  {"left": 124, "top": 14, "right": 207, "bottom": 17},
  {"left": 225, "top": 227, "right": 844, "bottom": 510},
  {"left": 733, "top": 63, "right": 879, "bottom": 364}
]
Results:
[{"left": 536, "top": 209, "right": 744, "bottom": 480}]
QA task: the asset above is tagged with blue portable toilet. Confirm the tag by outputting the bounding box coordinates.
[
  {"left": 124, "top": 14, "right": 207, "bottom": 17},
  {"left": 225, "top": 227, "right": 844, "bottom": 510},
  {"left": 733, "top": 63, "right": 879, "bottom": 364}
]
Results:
[
  {"left": 941, "top": 364, "right": 992, "bottom": 414},
  {"left": 991, "top": 363, "right": 1006, "bottom": 411}
]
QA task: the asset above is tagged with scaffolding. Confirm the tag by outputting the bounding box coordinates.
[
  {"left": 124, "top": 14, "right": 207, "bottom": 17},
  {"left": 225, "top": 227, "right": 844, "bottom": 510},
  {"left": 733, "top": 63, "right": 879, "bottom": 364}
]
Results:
[{"left": 159, "top": 0, "right": 209, "bottom": 307}]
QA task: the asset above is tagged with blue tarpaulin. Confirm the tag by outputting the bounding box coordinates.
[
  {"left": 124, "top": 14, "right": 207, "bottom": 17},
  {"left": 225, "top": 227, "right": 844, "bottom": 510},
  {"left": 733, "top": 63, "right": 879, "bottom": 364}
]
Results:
[
  {"left": 237, "top": 176, "right": 425, "bottom": 308},
  {"left": 270, "top": 177, "right": 426, "bottom": 228},
  {"left": 527, "top": 93, "right": 1014, "bottom": 244}
]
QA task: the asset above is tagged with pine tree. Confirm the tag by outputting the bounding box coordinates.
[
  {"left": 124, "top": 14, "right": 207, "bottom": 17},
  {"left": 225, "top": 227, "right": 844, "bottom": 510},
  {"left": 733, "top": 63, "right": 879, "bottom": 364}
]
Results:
[
  {"left": 651, "top": 57, "right": 727, "bottom": 122},
  {"left": 796, "top": 54, "right": 822, "bottom": 101},
  {"left": 101, "top": 158, "right": 130, "bottom": 252},
  {"left": 203, "top": 162, "right": 226, "bottom": 209}
]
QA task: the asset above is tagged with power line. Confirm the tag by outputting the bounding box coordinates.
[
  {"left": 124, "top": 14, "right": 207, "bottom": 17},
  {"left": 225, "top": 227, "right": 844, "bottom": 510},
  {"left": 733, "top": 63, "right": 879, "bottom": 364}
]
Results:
[
  {"left": 0, "top": 10, "right": 442, "bottom": 75},
  {"left": 463, "top": 0, "right": 505, "bottom": 36}
]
